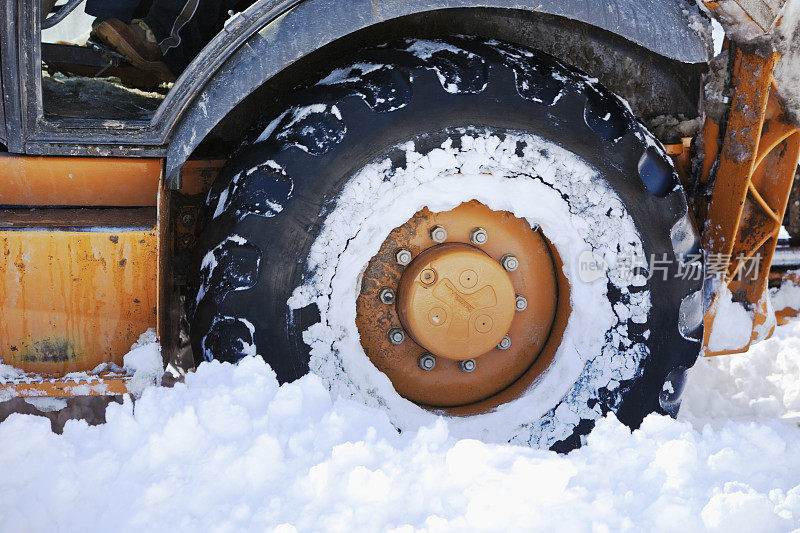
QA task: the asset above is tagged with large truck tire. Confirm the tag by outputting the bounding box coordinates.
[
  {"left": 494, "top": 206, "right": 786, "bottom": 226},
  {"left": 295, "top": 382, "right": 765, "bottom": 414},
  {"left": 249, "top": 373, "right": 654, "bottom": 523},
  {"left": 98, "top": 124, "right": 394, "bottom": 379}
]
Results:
[{"left": 188, "top": 36, "right": 703, "bottom": 451}]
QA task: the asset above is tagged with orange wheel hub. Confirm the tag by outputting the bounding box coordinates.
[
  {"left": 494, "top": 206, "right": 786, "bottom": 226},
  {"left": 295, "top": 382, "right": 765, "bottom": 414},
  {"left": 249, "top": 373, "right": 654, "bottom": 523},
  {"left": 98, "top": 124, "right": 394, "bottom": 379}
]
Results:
[
  {"left": 397, "top": 243, "right": 516, "bottom": 360},
  {"left": 355, "top": 200, "right": 570, "bottom": 413}
]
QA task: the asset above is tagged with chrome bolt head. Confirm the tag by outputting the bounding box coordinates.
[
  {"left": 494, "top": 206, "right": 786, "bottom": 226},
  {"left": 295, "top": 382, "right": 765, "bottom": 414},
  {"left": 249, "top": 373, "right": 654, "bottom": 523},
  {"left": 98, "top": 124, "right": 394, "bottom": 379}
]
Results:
[
  {"left": 515, "top": 294, "right": 528, "bottom": 312},
  {"left": 418, "top": 353, "right": 436, "bottom": 371},
  {"left": 378, "top": 287, "right": 396, "bottom": 305},
  {"left": 395, "top": 248, "right": 413, "bottom": 266},
  {"left": 388, "top": 328, "right": 405, "bottom": 345},
  {"left": 430, "top": 225, "right": 448, "bottom": 243},
  {"left": 469, "top": 227, "right": 488, "bottom": 246},
  {"left": 458, "top": 359, "right": 477, "bottom": 373},
  {"left": 500, "top": 254, "right": 519, "bottom": 272},
  {"left": 497, "top": 335, "right": 512, "bottom": 350}
]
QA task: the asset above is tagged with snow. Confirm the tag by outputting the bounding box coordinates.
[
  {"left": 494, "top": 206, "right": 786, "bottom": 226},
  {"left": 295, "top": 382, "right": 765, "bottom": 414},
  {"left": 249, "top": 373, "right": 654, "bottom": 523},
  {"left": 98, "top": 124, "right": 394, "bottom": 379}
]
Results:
[
  {"left": 772, "top": 271, "right": 800, "bottom": 313},
  {"left": 122, "top": 329, "right": 162, "bottom": 397},
  {"left": 707, "top": 287, "right": 755, "bottom": 352},
  {"left": 2, "top": 324, "right": 800, "bottom": 530}
]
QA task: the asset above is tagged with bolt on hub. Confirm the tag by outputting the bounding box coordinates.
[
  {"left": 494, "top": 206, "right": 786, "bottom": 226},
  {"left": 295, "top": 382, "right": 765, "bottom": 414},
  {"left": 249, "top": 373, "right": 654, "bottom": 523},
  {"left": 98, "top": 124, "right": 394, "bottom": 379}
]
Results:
[
  {"left": 515, "top": 294, "right": 528, "bottom": 311},
  {"left": 458, "top": 359, "right": 477, "bottom": 373},
  {"left": 387, "top": 327, "right": 405, "bottom": 344},
  {"left": 500, "top": 254, "right": 519, "bottom": 272},
  {"left": 378, "top": 287, "right": 396, "bottom": 304},
  {"left": 418, "top": 353, "right": 436, "bottom": 371},
  {"left": 469, "top": 227, "right": 488, "bottom": 245},
  {"left": 430, "top": 225, "right": 448, "bottom": 243},
  {"left": 497, "top": 335, "right": 512, "bottom": 350},
  {"left": 395, "top": 248, "right": 413, "bottom": 266}
]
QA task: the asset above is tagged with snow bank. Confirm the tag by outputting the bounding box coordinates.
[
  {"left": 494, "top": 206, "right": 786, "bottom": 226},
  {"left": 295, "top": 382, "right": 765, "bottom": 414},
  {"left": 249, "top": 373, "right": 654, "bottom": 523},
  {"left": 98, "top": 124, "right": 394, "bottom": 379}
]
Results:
[
  {"left": 1, "top": 325, "right": 800, "bottom": 530},
  {"left": 682, "top": 319, "right": 800, "bottom": 427}
]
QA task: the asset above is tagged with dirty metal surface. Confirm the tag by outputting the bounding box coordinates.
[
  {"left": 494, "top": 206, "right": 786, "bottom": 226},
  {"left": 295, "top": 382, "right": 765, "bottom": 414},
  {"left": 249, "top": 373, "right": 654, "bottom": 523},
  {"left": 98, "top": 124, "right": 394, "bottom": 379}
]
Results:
[
  {"left": 0, "top": 207, "right": 156, "bottom": 229},
  {"left": 0, "top": 372, "right": 130, "bottom": 397},
  {"left": 702, "top": 48, "right": 800, "bottom": 356},
  {"left": 0, "top": 154, "right": 162, "bottom": 206},
  {"left": 356, "top": 201, "right": 567, "bottom": 412},
  {"left": 0, "top": 222, "right": 158, "bottom": 375}
]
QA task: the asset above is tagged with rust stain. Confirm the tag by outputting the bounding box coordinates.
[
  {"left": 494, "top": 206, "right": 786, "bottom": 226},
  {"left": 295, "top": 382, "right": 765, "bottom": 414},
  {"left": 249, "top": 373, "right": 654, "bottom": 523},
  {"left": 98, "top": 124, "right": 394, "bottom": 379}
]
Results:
[
  {"left": 702, "top": 49, "right": 800, "bottom": 356},
  {"left": 0, "top": 225, "right": 158, "bottom": 375}
]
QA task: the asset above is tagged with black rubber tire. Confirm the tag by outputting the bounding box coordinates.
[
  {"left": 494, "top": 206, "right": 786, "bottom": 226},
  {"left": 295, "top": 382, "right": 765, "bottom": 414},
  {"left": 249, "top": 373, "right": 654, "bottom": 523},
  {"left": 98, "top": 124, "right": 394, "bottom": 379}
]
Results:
[{"left": 188, "top": 36, "right": 703, "bottom": 451}]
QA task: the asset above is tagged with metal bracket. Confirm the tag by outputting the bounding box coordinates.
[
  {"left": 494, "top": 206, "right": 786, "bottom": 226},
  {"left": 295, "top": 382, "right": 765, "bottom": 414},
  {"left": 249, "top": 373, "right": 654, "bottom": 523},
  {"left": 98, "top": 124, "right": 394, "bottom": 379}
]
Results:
[{"left": 702, "top": 48, "right": 800, "bottom": 356}]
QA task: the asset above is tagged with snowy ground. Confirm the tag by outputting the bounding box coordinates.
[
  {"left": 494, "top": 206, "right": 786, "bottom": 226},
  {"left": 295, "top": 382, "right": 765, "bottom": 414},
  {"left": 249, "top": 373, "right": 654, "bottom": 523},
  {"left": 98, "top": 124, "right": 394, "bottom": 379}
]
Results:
[{"left": 1, "top": 320, "right": 799, "bottom": 532}]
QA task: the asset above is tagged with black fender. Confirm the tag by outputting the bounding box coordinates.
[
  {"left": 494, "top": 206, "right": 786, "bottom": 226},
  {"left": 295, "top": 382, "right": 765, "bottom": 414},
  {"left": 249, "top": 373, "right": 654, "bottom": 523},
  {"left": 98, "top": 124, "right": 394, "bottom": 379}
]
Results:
[{"left": 164, "top": 0, "right": 711, "bottom": 186}]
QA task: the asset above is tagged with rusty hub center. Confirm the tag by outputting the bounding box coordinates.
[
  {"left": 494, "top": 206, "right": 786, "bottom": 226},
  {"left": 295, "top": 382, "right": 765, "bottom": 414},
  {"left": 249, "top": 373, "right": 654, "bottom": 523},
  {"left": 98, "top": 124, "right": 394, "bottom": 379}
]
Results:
[
  {"left": 397, "top": 243, "right": 516, "bottom": 360},
  {"left": 355, "top": 200, "right": 570, "bottom": 413}
]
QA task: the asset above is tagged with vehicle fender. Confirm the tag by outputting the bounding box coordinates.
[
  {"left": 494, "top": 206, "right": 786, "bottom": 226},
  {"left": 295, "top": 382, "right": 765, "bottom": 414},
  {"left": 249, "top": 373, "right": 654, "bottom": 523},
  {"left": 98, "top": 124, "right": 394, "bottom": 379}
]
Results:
[{"left": 165, "top": 0, "right": 711, "bottom": 186}]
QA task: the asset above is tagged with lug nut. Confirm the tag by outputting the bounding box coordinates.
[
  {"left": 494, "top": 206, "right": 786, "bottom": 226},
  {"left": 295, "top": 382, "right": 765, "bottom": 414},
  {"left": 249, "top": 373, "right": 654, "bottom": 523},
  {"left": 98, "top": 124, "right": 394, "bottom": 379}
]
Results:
[
  {"left": 388, "top": 328, "right": 405, "bottom": 345},
  {"left": 500, "top": 254, "right": 519, "bottom": 272},
  {"left": 378, "top": 287, "right": 396, "bottom": 304},
  {"left": 395, "top": 248, "right": 413, "bottom": 266},
  {"left": 497, "top": 335, "right": 512, "bottom": 350},
  {"left": 458, "top": 359, "right": 477, "bottom": 373},
  {"left": 515, "top": 294, "right": 528, "bottom": 312},
  {"left": 430, "top": 225, "right": 448, "bottom": 243},
  {"left": 418, "top": 353, "right": 436, "bottom": 371},
  {"left": 469, "top": 227, "right": 488, "bottom": 246}
]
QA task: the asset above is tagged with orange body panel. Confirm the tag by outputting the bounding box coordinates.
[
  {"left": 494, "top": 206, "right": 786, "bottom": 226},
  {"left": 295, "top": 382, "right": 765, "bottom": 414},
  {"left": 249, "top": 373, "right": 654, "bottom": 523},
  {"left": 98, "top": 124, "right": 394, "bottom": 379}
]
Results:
[
  {"left": 0, "top": 154, "right": 161, "bottom": 206},
  {"left": 1, "top": 374, "right": 130, "bottom": 397},
  {"left": 0, "top": 225, "right": 158, "bottom": 375}
]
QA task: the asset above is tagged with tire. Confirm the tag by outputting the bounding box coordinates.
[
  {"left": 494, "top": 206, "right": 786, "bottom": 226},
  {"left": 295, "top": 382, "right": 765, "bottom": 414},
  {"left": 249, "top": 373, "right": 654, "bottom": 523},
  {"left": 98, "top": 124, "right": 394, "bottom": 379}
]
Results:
[{"left": 188, "top": 36, "right": 703, "bottom": 451}]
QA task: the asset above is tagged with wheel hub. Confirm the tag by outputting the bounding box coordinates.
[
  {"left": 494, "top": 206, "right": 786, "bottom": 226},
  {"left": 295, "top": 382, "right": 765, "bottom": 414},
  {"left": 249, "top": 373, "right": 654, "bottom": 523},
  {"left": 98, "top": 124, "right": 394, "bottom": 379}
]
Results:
[
  {"left": 397, "top": 243, "right": 516, "bottom": 360},
  {"left": 355, "top": 200, "right": 568, "bottom": 412}
]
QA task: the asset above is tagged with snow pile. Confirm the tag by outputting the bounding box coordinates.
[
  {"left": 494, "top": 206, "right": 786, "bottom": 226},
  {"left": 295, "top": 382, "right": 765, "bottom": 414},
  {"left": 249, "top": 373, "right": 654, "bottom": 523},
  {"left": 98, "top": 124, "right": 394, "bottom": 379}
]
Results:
[
  {"left": 706, "top": 287, "right": 754, "bottom": 352},
  {"left": 0, "top": 327, "right": 800, "bottom": 530},
  {"left": 772, "top": 272, "right": 800, "bottom": 313},
  {"left": 123, "top": 329, "right": 163, "bottom": 397},
  {"left": 683, "top": 319, "right": 800, "bottom": 426}
]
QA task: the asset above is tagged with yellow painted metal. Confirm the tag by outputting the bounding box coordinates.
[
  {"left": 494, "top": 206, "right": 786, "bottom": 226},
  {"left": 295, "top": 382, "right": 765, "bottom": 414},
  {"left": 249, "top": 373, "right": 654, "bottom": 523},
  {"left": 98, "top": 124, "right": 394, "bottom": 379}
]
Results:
[
  {"left": 396, "top": 242, "right": 516, "bottom": 360},
  {"left": 0, "top": 220, "right": 159, "bottom": 375},
  {"left": 0, "top": 154, "right": 162, "bottom": 206},
  {"left": 702, "top": 49, "right": 800, "bottom": 356},
  {"left": 0, "top": 373, "right": 131, "bottom": 397}
]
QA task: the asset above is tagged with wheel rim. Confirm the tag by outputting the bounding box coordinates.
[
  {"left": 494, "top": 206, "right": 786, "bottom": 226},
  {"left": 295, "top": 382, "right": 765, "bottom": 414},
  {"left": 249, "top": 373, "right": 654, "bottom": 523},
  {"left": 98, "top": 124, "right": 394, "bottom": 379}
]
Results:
[{"left": 356, "top": 200, "right": 571, "bottom": 413}]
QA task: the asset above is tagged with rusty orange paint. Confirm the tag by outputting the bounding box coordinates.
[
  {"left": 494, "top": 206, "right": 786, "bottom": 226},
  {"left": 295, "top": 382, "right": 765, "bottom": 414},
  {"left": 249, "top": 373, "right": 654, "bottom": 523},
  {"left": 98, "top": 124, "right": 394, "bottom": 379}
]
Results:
[
  {"left": 356, "top": 200, "right": 566, "bottom": 412},
  {"left": 0, "top": 154, "right": 162, "bottom": 206},
  {"left": 702, "top": 49, "right": 800, "bottom": 356},
  {"left": 179, "top": 159, "right": 225, "bottom": 196},
  {"left": 664, "top": 137, "right": 693, "bottom": 190},
  {"left": 0, "top": 220, "right": 158, "bottom": 375},
  {"left": 0, "top": 373, "right": 131, "bottom": 397},
  {"left": 396, "top": 242, "right": 517, "bottom": 360}
]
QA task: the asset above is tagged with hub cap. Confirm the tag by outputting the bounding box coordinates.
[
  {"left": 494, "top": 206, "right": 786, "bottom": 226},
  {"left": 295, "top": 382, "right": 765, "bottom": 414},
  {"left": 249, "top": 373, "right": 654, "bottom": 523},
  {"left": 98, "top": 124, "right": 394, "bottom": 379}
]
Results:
[
  {"left": 397, "top": 243, "right": 516, "bottom": 360},
  {"left": 355, "top": 200, "right": 568, "bottom": 411}
]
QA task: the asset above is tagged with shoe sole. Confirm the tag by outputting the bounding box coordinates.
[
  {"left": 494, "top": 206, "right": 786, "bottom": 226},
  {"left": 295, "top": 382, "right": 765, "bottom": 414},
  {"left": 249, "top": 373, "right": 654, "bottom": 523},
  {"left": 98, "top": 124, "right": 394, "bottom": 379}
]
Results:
[{"left": 93, "top": 23, "right": 177, "bottom": 83}]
